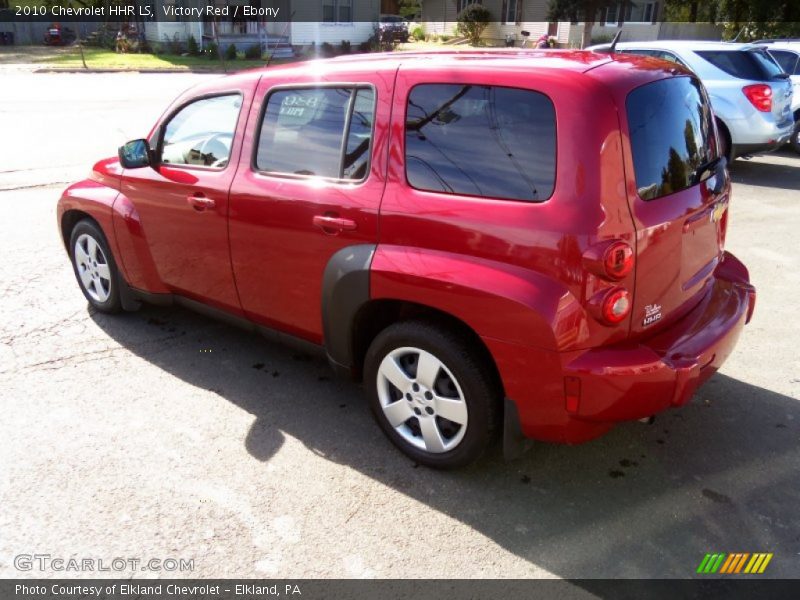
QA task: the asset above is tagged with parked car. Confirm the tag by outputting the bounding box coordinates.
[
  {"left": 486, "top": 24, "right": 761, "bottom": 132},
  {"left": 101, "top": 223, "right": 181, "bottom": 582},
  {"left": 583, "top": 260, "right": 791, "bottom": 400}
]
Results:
[
  {"left": 587, "top": 41, "right": 794, "bottom": 160},
  {"left": 757, "top": 41, "right": 800, "bottom": 153},
  {"left": 378, "top": 14, "right": 409, "bottom": 43},
  {"left": 58, "top": 50, "right": 755, "bottom": 468}
]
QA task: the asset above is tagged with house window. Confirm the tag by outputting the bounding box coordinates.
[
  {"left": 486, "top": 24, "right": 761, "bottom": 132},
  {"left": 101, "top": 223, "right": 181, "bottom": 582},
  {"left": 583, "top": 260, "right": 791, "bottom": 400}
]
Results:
[
  {"left": 604, "top": 3, "right": 619, "bottom": 25},
  {"left": 628, "top": 1, "right": 656, "bottom": 23},
  {"left": 456, "top": 0, "right": 482, "bottom": 15},
  {"left": 606, "top": 1, "right": 656, "bottom": 24},
  {"left": 323, "top": 0, "right": 352, "bottom": 23},
  {"left": 502, "top": 0, "right": 521, "bottom": 24}
]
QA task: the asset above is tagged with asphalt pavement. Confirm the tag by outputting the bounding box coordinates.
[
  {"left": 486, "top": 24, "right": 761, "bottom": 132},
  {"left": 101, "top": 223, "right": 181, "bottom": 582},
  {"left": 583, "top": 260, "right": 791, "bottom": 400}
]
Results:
[{"left": 1, "top": 72, "right": 799, "bottom": 579}]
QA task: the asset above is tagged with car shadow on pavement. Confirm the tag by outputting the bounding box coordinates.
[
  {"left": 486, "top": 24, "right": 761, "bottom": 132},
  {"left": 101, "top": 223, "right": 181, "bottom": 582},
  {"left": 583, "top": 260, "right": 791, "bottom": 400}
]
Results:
[
  {"left": 731, "top": 150, "right": 800, "bottom": 191},
  {"left": 91, "top": 304, "right": 800, "bottom": 579}
]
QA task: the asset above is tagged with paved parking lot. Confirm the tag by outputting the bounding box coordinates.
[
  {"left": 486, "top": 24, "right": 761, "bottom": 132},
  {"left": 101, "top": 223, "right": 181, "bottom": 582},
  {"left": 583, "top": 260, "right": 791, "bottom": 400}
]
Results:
[{"left": 1, "top": 72, "right": 799, "bottom": 579}]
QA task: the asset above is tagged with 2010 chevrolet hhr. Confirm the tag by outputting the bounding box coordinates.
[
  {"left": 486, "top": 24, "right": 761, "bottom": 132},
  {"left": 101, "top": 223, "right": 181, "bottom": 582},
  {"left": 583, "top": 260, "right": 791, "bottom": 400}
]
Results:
[{"left": 58, "top": 50, "right": 756, "bottom": 468}]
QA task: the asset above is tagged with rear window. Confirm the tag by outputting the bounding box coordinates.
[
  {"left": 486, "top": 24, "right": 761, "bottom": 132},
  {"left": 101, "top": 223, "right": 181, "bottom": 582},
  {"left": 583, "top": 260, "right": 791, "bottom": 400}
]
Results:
[
  {"left": 405, "top": 84, "right": 556, "bottom": 202},
  {"left": 626, "top": 76, "right": 716, "bottom": 201},
  {"left": 769, "top": 49, "right": 800, "bottom": 75},
  {"left": 696, "top": 49, "right": 785, "bottom": 80}
]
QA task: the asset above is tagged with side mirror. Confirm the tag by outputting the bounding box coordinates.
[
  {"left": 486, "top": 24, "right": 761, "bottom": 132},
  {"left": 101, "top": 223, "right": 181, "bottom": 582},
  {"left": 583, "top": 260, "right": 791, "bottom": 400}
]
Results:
[{"left": 118, "top": 139, "right": 152, "bottom": 169}]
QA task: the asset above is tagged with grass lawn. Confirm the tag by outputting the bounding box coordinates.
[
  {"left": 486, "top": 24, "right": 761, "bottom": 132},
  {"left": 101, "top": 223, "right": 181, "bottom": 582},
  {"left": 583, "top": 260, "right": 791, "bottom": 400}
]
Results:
[{"left": 29, "top": 47, "right": 297, "bottom": 71}]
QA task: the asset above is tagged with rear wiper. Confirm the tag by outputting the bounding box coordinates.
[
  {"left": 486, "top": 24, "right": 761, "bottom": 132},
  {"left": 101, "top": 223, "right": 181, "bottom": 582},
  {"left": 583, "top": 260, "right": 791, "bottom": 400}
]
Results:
[{"left": 692, "top": 156, "right": 727, "bottom": 193}]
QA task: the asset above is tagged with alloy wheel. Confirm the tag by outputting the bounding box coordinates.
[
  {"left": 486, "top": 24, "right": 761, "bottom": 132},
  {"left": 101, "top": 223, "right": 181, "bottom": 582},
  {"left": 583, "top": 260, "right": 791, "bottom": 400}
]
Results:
[
  {"left": 74, "top": 233, "right": 112, "bottom": 303},
  {"left": 376, "top": 346, "right": 468, "bottom": 453}
]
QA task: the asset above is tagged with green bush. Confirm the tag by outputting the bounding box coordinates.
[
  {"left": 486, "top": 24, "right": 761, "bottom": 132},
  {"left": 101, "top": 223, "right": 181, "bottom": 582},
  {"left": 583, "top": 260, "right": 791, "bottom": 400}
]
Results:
[
  {"left": 186, "top": 34, "right": 199, "bottom": 56},
  {"left": 320, "top": 42, "right": 336, "bottom": 57},
  {"left": 225, "top": 43, "right": 237, "bottom": 61},
  {"left": 164, "top": 33, "right": 182, "bottom": 54},
  {"left": 205, "top": 41, "right": 218, "bottom": 59},
  {"left": 411, "top": 26, "right": 425, "bottom": 41},
  {"left": 244, "top": 44, "right": 262, "bottom": 59},
  {"left": 456, "top": 4, "right": 492, "bottom": 46},
  {"left": 340, "top": 39, "right": 351, "bottom": 54}
]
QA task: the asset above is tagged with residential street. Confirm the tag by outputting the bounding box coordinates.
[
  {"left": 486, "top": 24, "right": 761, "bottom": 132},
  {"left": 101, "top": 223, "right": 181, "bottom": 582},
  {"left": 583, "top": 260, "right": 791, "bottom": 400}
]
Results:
[{"left": 1, "top": 72, "right": 799, "bottom": 579}]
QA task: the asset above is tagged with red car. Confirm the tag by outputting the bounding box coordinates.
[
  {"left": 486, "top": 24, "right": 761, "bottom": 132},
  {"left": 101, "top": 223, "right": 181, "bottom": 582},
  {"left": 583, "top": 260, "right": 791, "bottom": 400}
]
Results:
[{"left": 58, "top": 50, "right": 756, "bottom": 468}]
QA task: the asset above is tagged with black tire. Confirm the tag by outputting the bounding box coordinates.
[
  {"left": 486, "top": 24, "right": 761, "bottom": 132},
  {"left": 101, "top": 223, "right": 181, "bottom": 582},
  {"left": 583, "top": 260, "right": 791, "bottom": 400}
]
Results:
[
  {"left": 68, "top": 219, "right": 123, "bottom": 313},
  {"left": 716, "top": 118, "right": 733, "bottom": 163},
  {"left": 791, "top": 121, "right": 800, "bottom": 155},
  {"left": 364, "top": 320, "right": 501, "bottom": 469}
]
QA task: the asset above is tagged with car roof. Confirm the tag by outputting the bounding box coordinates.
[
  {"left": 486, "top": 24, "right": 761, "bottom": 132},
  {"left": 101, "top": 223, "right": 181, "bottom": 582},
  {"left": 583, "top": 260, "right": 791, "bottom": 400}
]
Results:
[
  {"left": 588, "top": 40, "right": 766, "bottom": 52},
  {"left": 186, "top": 50, "right": 688, "bottom": 98},
  {"left": 757, "top": 41, "right": 800, "bottom": 52}
]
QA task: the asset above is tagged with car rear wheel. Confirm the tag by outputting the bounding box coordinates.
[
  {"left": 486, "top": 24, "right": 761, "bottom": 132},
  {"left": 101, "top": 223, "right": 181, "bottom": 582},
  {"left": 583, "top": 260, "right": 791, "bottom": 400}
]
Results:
[
  {"left": 69, "top": 219, "right": 122, "bottom": 313},
  {"left": 791, "top": 121, "right": 800, "bottom": 155},
  {"left": 364, "top": 320, "right": 500, "bottom": 469}
]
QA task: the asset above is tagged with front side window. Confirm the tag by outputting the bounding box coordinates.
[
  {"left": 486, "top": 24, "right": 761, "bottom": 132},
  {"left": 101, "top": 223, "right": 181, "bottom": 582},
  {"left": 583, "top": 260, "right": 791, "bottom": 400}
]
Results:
[
  {"left": 255, "top": 87, "right": 375, "bottom": 180},
  {"left": 627, "top": 76, "right": 716, "bottom": 201},
  {"left": 405, "top": 84, "right": 556, "bottom": 202},
  {"left": 161, "top": 94, "right": 241, "bottom": 168}
]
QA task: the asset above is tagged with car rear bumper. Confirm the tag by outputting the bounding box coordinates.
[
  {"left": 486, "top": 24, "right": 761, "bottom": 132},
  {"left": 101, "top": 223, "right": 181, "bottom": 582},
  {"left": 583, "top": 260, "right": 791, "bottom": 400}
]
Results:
[
  {"left": 489, "top": 251, "right": 755, "bottom": 445},
  {"left": 563, "top": 251, "right": 754, "bottom": 423},
  {"left": 729, "top": 113, "right": 794, "bottom": 156}
]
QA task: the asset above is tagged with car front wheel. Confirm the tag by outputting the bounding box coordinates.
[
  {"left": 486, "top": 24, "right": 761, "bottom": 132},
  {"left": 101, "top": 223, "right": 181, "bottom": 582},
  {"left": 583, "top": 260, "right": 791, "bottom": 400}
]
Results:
[
  {"left": 364, "top": 321, "right": 500, "bottom": 469},
  {"left": 69, "top": 219, "right": 122, "bottom": 313}
]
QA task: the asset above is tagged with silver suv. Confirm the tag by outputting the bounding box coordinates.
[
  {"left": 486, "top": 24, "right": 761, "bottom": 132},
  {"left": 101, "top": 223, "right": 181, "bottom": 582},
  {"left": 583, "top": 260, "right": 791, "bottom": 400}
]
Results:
[
  {"left": 587, "top": 41, "right": 794, "bottom": 160},
  {"left": 757, "top": 41, "right": 800, "bottom": 153}
]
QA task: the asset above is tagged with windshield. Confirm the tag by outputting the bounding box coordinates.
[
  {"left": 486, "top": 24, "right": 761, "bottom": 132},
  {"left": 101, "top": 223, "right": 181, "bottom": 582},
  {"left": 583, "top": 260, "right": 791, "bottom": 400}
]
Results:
[{"left": 627, "top": 76, "right": 717, "bottom": 201}]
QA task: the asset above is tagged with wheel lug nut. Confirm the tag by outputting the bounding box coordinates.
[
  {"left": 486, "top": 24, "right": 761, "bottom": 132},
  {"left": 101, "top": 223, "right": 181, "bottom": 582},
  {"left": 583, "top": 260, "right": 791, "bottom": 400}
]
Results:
[
  {"left": 405, "top": 393, "right": 412, "bottom": 401},
  {"left": 424, "top": 391, "right": 433, "bottom": 400},
  {"left": 425, "top": 407, "right": 434, "bottom": 415},
  {"left": 413, "top": 407, "right": 421, "bottom": 416},
  {"left": 412, "top": 383, "right": 419, "bottom": 392}
]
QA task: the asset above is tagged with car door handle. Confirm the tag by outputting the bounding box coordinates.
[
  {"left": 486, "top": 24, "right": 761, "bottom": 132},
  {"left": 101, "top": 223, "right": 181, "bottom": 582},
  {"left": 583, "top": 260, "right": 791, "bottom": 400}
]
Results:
[
  {"left": 313, "top": 215, "right": 357, "bottom": 233},
  {"left": 187, "top": 194, "right": 215, "bottom": 211}
]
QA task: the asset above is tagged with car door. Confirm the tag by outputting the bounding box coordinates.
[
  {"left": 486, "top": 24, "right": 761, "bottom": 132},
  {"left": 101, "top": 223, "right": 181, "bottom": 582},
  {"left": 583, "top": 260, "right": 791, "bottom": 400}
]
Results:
[
  {"left": 119, "top": 87, "right": 255, "bottom": 314},
  {"left": 227, "top": 68, "right": 391, "bottom": 342}
]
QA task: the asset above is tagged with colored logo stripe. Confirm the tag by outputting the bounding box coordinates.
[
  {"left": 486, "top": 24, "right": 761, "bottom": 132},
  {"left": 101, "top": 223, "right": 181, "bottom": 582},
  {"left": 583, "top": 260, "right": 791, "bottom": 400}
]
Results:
[
  {"left": 697, "top": 553, "right": 726, "bottom": 573},
  {"left": 697, "top": 552, "right": 773, "bottom": 574}
]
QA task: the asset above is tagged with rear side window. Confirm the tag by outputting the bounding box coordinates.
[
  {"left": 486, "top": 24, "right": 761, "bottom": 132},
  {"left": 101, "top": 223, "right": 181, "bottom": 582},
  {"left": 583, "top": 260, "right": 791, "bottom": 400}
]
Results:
[
  {"left": 627, "top": 76, "right": 716, "bottom": 201},
  {"left": 769, "top": 50, "right": 800, "bottom": 75},
  {"left": 256, "top": 87, "right": 375, "bottom": 180},
  {"left": 696, "top": 49, "right": 784, "bottom": 80},
  {"left": 405, "top": 84, "right": 556, "bottom": 202}
]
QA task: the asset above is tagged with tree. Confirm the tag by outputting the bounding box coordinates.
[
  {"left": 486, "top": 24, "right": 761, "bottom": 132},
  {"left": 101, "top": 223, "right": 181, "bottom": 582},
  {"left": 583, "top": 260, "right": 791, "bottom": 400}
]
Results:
[
  {"left": 456, "top": 4, "right": 492, "bottom": 46},
  {"left": 398, "top": 0, "right": 421, "bottom": 19},
  {"left": 547, "top": 0, "right": 619, "bottom": 48}
]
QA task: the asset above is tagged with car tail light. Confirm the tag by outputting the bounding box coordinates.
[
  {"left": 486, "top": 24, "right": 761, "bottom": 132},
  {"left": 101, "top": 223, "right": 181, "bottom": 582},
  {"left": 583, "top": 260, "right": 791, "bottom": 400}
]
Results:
[
  {"left": 742, "top": 84, "right": 772, "bottom": 112},
  {"left": 603, "top": 241, "right": 634, "bottom": 280},
  {"left": 601, "top": 288, "right": 631, "bottom": 324},
  {"left": 564, "top": 377, "right": 581, "bottom": 414}
]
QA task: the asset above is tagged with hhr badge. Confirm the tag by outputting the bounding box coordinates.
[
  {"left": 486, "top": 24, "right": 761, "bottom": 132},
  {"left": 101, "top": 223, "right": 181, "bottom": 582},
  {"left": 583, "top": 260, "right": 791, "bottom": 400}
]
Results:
[{"left": 643, "top": 304, "right": 662, "bottom": 327}]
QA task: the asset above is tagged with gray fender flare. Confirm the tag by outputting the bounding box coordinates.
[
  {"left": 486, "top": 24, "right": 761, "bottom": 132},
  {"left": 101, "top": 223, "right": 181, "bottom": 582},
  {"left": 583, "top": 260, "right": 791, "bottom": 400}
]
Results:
[{"left": 321, "top": 244, "right": 376, "bottom": 375}]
